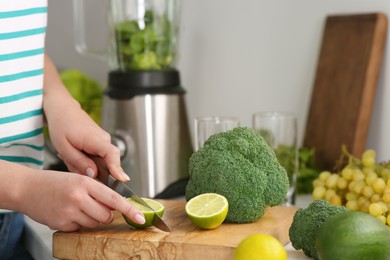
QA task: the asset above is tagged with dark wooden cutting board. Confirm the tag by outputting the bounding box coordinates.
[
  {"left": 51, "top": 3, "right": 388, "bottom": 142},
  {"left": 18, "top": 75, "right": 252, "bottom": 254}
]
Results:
[
  {"left": 303, "top": 13, "right": 387, "bottom": 170},
  {"left": 52, "top": 200, "right": 298, "bottom": 260}
]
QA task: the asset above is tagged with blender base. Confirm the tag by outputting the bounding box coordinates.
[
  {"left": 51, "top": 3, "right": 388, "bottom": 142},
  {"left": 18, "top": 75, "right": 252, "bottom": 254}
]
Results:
[{"left": 153, "top": 177, "right": 189, "bottom": 199}]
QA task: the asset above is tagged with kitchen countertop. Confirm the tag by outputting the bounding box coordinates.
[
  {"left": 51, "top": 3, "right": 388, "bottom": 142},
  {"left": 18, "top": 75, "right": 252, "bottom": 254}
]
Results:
[{"left": 24, "top": 195, "right": 312, "bottom": 260}]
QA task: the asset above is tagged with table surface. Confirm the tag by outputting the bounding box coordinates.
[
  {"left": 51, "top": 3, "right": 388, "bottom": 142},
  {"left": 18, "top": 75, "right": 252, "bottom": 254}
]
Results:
[{"left": 24, "top": 195, "right": 312, "bottom": 260}]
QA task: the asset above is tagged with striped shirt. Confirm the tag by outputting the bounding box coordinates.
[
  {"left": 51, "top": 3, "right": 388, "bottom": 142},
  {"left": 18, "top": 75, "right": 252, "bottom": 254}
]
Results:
[{"left": 0, "top": 1, "right": 47, "bottom": 172}]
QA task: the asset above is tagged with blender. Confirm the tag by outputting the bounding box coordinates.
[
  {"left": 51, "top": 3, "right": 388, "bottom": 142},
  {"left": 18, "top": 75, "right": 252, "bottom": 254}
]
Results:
[{"left": 73, "top": 0, "right": 193, "bottom": 198}]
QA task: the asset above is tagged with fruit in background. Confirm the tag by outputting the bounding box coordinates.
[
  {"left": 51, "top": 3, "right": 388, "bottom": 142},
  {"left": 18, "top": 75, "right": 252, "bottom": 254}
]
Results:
[
  {"left": 234, "top": 234, "right": 287, "bottom": 260},
  {"left": 60, "top": 69, "right": 103, "bottom": 124},
  {"left": 316, "top": 211, "right": 390, "bottom": 260},
  {"left": 185, "top": 193, "right": 228, "bottom": 230},
  {"left": 122, "top": 197, "right": 165, "bottom": 229},
  {"left": 311, "top": 145, "right": 390, "bottom": 227}
]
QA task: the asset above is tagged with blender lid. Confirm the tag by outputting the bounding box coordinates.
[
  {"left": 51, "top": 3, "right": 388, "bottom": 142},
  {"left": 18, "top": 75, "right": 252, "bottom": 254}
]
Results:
[{"left": 107, "top": 69, "right": 185, "bottom": 99}]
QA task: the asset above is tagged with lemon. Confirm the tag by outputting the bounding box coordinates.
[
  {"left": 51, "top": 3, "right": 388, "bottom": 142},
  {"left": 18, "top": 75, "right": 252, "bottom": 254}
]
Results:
[
  {"left": 185, "top": 193, "right": 228, "bottom": 229},
  {"left": 234, "top": 234, "right": 287, "bottom": 260},
  {"left": 122, "top": 198, "right": 165, "bottom": 229}
]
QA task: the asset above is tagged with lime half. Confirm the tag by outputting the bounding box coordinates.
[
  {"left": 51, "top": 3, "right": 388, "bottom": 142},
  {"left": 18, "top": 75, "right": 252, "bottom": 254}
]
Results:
[
  {"left": 185, "top": 193, "right": 229, "bottom": 229},
  {"left": 123, "top": 198, "right": 165, "bottom": 229}
]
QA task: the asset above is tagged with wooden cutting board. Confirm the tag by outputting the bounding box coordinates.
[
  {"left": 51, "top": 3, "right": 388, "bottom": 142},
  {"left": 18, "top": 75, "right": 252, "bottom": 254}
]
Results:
[
  {"left": 52, "top": 200, "right": 298, "bottom": 259},
  {"left": 303, "top": 13, "right": 387, "bottom": 170}
]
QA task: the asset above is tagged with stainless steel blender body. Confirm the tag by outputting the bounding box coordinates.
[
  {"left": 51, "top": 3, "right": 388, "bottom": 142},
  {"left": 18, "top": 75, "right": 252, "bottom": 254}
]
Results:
[{"left": 102, "top": 70, "right": 193, "bottom": 198}]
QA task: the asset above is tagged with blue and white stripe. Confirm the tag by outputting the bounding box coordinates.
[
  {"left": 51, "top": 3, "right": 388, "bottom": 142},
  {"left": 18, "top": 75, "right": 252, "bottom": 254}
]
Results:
[{"left": 0, "top": 1, "right": 47, "bottom": 169}]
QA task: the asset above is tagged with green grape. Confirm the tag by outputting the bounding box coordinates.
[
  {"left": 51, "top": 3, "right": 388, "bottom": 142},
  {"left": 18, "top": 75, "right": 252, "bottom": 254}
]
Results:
[
  {"left": 365, "top": 171, "right": 378, "bottom": 186},
  {"left": 369, "top": 202, "right": 383, "bottom": 217},
  {"left": 358, "top": 196, "right": 369, "bottom": 207},
  {"left": 353, "top": 180, "right": 365, "bottom": 194},
  {"left": 346, "top": 192, "right": 359, "bottom": 201},
  {"left": 362, "top": 149, "right": 376, "bottom": 168},
  {"left": 352, "top": 169, "right": 365, "bottom": 181},
  {"left": 348, "top": 181, "right": 357, "bottom": 192},
  {"left": 371, "top": 194, "right": 381, "bottom": 203},
  {"left": 326, "top": 174, "right": 339, "bottom": 189},
  {"left": 329, "top": 194, "right": 342, "bottom": 206},
  {"left": 312, "top": 179, "right": 325, "bottom": 188},
  {"left": 373, "top": 178, "right": 386, "bottom": 194},
  {"left": 377, "top": 215, "right": 387, "bottom": 224},
  {"left": 383, "top": 193, "right": 390, "bottom": 203},
  {"left": 325, "top": 189, "right": 336, "bottom": 201},
  {"left": 346, "top": 200, "right": 359, "bottom": 211},
  {"left": 360, "top": 200, "right": 370, "bottom": 213},
  {"left": 378, "top": 201, "right": 389, "bottom": 213},
  {"left": 319, "top": 171, "right": 332, "bottom": 181},
  {"left": 312, "top": 186, "right": 326, "bottom": 200},
  {"left": 362, "top": 186, "right": 374, "bottom": 198},
  {"left": 341, "top": 166, "right": 354, "bottom": 180},
  {"left": 310, "top": 146, "right": 390, "bottom": 228},
  {"left": 337, "top": 177, "right": 348, "bottom": 190}
]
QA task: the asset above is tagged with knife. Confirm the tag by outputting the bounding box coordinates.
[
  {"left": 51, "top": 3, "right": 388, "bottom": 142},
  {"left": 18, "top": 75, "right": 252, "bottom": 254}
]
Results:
[{"left": 88, "top": 155, "right": 172, "bottom": 232}]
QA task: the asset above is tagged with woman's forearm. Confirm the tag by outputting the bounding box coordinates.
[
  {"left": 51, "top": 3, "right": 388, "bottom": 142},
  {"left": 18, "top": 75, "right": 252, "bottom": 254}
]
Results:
[
  {"left": 0, "top": 160, "right": 34, "bottom": 212},
  {"left": 42, "top": 54, "right": 80, "bottom": 121}
]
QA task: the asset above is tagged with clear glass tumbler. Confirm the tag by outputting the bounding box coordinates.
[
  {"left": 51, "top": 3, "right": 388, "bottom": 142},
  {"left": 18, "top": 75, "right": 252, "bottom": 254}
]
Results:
[
  {"left": 252, "top": 111, "right": 298, "bottom": 206},
  {"left": 194, "top": 116, "right": 239, "bottom": 151}
]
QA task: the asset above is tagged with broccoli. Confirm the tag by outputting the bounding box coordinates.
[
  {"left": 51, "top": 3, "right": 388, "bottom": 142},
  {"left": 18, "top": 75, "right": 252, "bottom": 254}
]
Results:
[
  {"left": 185, "top": 127, "right": 289, "bottom": 223},
  {"left": 289, "top": 200, "right": 348, "bottom": 259},
  {"left": 115, "top": 10, "right": 174, "bottom": 71}
]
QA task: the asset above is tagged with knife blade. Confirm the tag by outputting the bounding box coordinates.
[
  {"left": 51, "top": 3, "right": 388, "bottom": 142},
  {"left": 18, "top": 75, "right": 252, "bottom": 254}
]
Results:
[{"left": 88, "top": 155, "right": 172, "bottom": 232}]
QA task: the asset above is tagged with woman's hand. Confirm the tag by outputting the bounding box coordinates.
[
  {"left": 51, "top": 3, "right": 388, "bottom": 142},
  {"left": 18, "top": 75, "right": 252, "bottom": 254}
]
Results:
[
  {"left": 42, "top": 55, "right": 129, "bottom": 182},
  {"left": 20, "top": 169, "right": 145, "bottom": 231},
  {"left": 45, "top": 99, "right": 129, "bottom": 182}
]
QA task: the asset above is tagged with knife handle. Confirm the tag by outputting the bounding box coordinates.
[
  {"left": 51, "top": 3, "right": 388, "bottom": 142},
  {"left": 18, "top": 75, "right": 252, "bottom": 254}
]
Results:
[{"left": 87, "top": 155, "right": 112, "bottom": 185}]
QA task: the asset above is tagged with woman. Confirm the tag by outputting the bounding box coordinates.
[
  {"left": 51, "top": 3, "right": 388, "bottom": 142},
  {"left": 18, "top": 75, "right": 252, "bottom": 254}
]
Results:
[{"left": 0, "top": 1, "right": 145, "bottom": 258}]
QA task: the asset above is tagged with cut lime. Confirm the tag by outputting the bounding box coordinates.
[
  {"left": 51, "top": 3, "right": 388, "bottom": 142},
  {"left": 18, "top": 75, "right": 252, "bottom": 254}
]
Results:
[
  {"left": 185, "top": 193, "right": 229, "bottom": 229},
  {"left": 123, "top": 197, "right": 165, "bottom": 229}
]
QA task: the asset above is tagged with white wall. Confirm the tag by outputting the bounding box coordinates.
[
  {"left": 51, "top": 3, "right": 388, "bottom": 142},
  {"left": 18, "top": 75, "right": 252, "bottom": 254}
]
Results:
[{"left": 46, "top": 0, "right": 390, "bottom": 161}]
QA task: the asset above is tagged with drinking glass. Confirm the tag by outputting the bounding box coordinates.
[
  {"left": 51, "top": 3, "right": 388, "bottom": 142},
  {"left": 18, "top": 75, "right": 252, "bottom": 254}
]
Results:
[
  {"left": 252, "top": 112, "right": 298, "bottom": 206},
  {"left": 194, "top": 116, "right": 240, "bottom": 151}
]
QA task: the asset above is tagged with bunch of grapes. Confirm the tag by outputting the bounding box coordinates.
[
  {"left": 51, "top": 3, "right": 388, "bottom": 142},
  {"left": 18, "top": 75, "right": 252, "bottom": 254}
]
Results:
[{"left": 311, "top": 147, "right": 390, "bottom": 227}]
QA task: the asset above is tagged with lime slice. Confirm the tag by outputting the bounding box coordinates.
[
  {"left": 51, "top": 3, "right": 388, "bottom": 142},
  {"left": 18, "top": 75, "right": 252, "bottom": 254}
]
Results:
[
  {"left": 185, "top": 193, "right": 229, "bottom": 229},
  {"left": 122, "top": 198, "right": 165, "bottom": 229}
]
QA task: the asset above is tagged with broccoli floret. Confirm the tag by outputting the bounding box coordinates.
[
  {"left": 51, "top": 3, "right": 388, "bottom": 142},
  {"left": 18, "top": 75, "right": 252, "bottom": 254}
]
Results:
[
  {"left": 185, "top": 127, "right": 289, "bottom": 223},
  {"left": 289, "top": 200, "right": 348, "bottom": 259}
]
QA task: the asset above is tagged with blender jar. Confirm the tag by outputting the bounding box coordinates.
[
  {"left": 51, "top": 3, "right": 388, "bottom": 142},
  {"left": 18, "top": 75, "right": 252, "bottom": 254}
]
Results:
[{"left": 73, "top": 0, "right": 181, "bottom": 72}]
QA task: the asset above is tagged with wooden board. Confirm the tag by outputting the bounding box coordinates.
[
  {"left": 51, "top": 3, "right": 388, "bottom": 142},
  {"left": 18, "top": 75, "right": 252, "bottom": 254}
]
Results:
[
  {"left": 303, "top": 13, "right": 387, "bottom": 170},
  {"left": 53, "top": 200, "right": 298, "bottom": 260}
]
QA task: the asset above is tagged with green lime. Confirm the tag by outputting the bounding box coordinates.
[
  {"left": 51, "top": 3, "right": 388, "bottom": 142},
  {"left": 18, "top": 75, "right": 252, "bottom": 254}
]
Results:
[
  {"left": 185, "top": 193, "right": 228, "bottom": 229},
  {"left": 122, "top": 198, "right": 165, "bottom": 229},
  {"left": 234, "top": 234, "right": 287, "bottom": 260},
  {"left": 316, "top": 211, "right": 390, "bottom": 260}
]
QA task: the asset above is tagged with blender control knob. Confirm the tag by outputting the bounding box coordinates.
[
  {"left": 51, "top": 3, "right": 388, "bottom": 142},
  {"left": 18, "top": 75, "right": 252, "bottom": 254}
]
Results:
[{"left": 111, "top": 134, "right": 127, "bottom": 159}]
